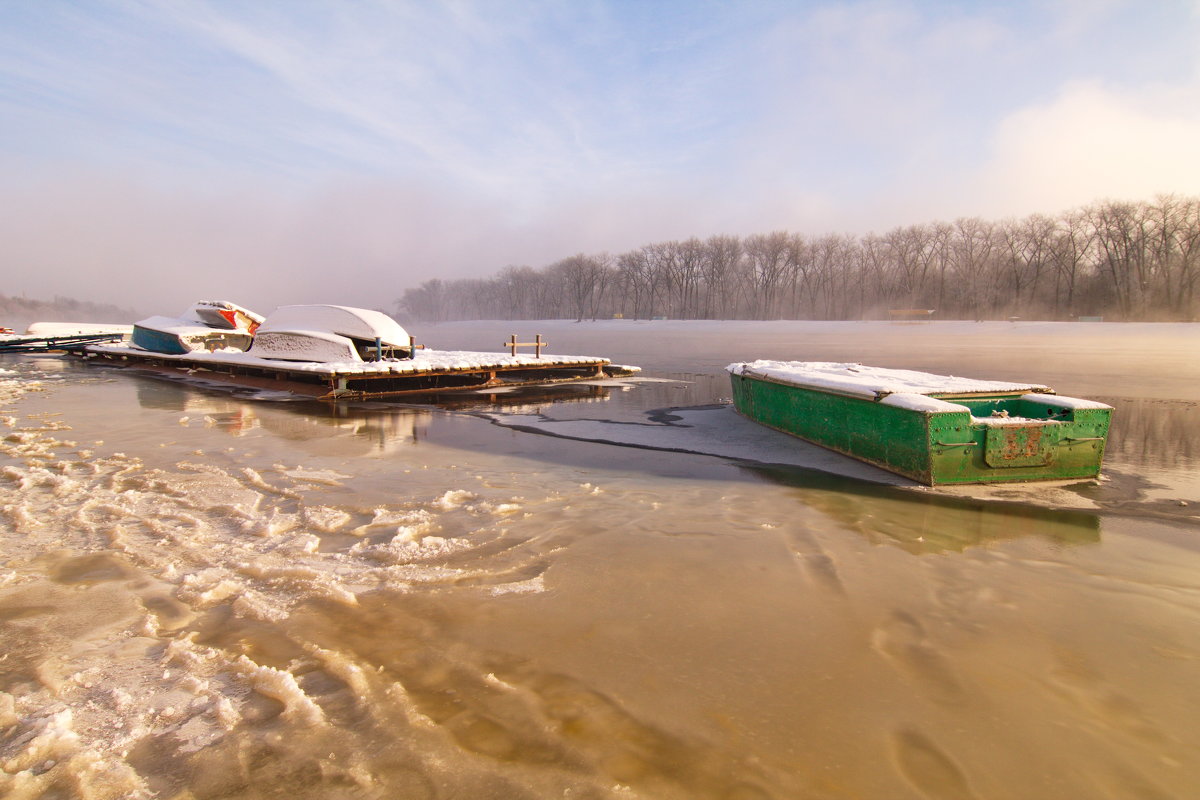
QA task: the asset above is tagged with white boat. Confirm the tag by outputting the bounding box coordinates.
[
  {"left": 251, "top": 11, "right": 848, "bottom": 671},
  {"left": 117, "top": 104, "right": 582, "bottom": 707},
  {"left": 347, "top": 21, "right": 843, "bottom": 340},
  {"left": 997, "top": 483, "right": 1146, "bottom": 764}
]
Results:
[
  {"left": 249, "top": 305, "right": 412, "bottom": 362},
  {"left": 187, "top": 300, "right": 264, "bottom": 333},
  {"left": 24, "top": 322, "right": 133, "bottom": 337},
  {"left": 0, "top": 322, "right": 131, "bottom": 352},
  {"left": 132, "top": 300, "right": 263, "bottom": 355},
  {"left": 132, "top": 315, "right": 254, "bottom": 355},
  {"left": 250, "top": 330, "right": 365, "bottom": 363}
]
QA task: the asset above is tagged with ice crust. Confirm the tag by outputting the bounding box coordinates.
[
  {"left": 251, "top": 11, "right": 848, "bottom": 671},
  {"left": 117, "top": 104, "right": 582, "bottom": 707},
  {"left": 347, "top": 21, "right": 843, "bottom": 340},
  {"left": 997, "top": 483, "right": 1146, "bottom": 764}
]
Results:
[{"left": 0, "top": 366, "right": 553, "bottom": 797}]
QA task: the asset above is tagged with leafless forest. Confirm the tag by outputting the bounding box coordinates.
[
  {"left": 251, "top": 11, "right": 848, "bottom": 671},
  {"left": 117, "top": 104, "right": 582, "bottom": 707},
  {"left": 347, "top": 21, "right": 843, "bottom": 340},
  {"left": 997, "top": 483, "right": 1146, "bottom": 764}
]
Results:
[
  {"left": 0, "top": 294, "right": 138, "bottom": 327},
  {"left": 398, "top": 196, "right": 1200, "bottom": 323}
]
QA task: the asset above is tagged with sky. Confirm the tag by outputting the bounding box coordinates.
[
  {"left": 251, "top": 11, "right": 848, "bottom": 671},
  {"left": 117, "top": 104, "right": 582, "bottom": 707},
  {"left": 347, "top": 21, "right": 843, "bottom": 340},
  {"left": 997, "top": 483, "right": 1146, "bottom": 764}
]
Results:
[{"left": 2, "top": 0, "right": 1199, "bottom": 315}]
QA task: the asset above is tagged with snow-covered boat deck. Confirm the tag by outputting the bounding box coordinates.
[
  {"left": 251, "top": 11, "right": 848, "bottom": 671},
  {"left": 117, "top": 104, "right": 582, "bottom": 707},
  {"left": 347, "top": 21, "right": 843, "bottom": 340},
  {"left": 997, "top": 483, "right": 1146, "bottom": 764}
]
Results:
[{"left": 728, "top": 360, "right": 1052, "bottom": 400}]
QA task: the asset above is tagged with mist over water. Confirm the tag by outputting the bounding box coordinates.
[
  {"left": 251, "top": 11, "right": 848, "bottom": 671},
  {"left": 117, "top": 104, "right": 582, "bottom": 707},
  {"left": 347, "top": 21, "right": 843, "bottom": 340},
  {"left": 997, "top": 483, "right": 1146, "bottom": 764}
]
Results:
[{"left": 1, "top": 321, "right": 1198, "bottom": 799}]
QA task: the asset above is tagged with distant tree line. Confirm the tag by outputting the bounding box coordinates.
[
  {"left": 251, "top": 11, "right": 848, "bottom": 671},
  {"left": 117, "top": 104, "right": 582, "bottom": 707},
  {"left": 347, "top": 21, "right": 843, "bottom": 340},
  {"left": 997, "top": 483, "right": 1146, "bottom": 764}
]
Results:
[
  {"left": 397, "top": 196, "right": 1200, "bottom": 323},
  {"left": 0, "top": 294, "right": 139, "bottom": 327}
]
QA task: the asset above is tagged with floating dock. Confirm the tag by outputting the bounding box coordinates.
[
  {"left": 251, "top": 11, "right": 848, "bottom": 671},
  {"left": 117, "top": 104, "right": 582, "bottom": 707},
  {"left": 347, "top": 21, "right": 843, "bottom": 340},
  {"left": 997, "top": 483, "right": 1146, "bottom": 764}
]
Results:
[{"left": 78, "top": 343, "right": 637, "bottom": 400}]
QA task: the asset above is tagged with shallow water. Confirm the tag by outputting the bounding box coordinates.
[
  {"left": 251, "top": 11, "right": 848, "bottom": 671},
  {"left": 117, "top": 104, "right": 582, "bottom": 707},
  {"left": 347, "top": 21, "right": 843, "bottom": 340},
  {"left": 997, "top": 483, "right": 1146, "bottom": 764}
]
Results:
[{"left": 1, "top": 320, "right": 1198, "bottom": 799}]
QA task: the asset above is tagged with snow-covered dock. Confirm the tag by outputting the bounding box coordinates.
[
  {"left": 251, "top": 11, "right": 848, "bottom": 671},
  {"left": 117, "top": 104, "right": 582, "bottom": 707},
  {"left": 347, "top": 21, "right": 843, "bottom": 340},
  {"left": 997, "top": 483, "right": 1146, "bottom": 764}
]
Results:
[
  {"left": 34, "top": 303, "right": 635, "bottom": 399},
  {"left": 78, "top": 342, "right": 637, "bottom": 399}
]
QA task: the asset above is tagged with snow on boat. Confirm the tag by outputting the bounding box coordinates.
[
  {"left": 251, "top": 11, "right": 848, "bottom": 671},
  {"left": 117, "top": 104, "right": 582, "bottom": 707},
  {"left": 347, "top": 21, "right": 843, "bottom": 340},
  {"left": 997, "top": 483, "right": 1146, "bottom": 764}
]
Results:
[
  {"left": 249, "top": 305, "right": 413, "bottom": 362},
  {"left": 131, "top": 315, "right": 254, "bottom": 355},
  {"left": 131, "top": 300, "right": 263, "bottom": 355},
  {"left": 727, "top": 360, "right": 1112, "bottom": 485},
  {"left": 187, "top": 300, "right": 263, "bottom": 333},
  {"left": 255, "top": 305, "right": 407, "bottom": 345},
  {"left": 0, "top": 322, "right": 132, "bottom": 352},
  {"left": 25, "top": 322, "right": 133, "bottom": 337},
  {"left": 83, "top": 305, "right": 638, "bottom": 400},
  {"left": 250, "top": 330, "right": 366, "bottom": 363}
]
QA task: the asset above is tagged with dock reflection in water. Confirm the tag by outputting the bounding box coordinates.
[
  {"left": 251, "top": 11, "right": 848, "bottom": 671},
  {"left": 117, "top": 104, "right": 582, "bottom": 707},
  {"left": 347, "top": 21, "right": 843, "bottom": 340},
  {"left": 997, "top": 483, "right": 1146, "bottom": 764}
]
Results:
[{"left": 136, "top": 380, "right": 434, "bottom": 452}]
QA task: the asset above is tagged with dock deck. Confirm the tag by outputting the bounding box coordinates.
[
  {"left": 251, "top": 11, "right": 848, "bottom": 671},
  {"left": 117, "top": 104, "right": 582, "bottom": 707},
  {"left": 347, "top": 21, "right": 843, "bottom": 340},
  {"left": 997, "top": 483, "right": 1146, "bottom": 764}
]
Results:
[{"left": 79, "top": 343, "right": 635, "bottom": 400}]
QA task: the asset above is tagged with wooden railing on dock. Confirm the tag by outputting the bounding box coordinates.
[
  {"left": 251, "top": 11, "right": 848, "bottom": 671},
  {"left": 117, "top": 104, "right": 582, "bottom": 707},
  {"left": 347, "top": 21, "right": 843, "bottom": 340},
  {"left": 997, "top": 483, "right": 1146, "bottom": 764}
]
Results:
[{"left": 504, "top": 334, "right": 546, "bottom": 357}]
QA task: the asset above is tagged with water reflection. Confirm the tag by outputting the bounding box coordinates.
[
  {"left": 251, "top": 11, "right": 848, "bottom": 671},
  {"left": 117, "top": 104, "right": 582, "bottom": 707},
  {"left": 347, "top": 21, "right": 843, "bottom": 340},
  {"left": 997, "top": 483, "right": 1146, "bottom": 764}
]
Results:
[
  {"left": 135, "top": 380, "right": 432, "bottom": 453},
  {"left": 747, "top": 464, "right": 1102, "bottom": 553},
  {"left": 7, "top": 327, "right": 1200, "bottom": 799},
  {"left": 127, "top": 360, "right": 1200, "bottom": 517},
  {"left": 411, "top": 381, "right": 614, "bottom": 411},
  {"left": 1101, "top": 396, "right": 1200, "bottom": 469}
]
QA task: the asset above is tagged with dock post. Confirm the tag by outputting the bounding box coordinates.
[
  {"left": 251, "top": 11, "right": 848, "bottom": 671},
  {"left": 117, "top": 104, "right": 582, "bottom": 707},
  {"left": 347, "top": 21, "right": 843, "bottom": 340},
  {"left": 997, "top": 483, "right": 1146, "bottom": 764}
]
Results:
[{"left": 375, "top": 337, "right": 382, "bottom": 361}]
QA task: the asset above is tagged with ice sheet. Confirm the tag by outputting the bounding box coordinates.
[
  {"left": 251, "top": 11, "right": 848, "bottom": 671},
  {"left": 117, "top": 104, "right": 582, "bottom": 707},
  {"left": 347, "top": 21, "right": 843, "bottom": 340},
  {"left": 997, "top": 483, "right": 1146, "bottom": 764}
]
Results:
[
  {"left": 479, "top": 405, "right": 913, "bottom": 485},
  {"left": 475, "top": 403, "right": 1122, "bottom": 511},
  {"left": 0, "top": 374, "right": 570, "bottom": 795}
]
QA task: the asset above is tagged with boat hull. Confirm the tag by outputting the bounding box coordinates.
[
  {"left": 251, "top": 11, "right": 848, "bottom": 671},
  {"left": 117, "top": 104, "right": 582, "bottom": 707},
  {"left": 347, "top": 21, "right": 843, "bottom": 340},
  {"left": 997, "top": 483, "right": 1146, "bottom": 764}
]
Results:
[
  {"left": 729, "top": 372, "right": 1111, "bottom": 485},
  {"left": 132, "top": 323, "right": 252, "bottom": 355}
]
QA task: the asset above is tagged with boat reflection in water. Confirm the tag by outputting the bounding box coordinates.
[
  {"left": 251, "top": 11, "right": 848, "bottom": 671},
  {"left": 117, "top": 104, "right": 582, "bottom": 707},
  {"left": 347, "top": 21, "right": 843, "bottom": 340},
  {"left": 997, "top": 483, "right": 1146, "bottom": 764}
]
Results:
[
  {"left": 747, "top": 464, "right": 1101, "bottom": 554},
  {"left": 134, "top": 375, "right": 1102, "bottom": 557}
]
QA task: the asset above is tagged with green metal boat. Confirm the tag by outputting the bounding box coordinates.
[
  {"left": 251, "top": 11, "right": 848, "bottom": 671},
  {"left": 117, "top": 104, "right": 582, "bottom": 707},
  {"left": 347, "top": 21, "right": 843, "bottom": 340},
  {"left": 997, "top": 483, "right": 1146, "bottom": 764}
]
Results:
[{"left": 727, "top": 361, "right": 1112, "bottom": 485}]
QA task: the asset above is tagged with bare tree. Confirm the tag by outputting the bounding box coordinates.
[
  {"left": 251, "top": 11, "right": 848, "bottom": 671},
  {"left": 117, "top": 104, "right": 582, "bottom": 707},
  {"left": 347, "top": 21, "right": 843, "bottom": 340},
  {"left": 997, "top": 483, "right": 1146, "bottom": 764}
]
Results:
[
  {"left": 394, "top": 195, "right": 1200, "bottom": 323},
  {"left": 1048, "top": 210, "right": 1093, "bottom": 318},
  {"left": 700, "top": 235, "right": 743, "bottom": 318},
  {"left": 950, "top": 218, "right": 997, "bottom": 319},
  {"left": 553, "top": 253, "right": 612, "bottom": 321},
  {"left": 743, "top": 232, "right": 792, "bottom": 318},
  {"left": 1090, "top": 200, "right": 1150, "bottom": 319}
]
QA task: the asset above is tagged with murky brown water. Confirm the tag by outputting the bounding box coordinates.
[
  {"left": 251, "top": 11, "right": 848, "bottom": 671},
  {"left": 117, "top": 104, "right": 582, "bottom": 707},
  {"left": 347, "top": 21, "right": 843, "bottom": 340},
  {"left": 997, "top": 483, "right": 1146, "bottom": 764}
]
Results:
[{"left": 2, "top": 321, "right": 1198, "bottom": 799}]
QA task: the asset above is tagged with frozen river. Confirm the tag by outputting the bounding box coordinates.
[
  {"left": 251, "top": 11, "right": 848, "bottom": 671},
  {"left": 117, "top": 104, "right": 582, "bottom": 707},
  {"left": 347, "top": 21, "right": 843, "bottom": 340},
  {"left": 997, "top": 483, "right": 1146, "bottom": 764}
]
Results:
[{"left": 1, "top": 320, "right": 1198, "bottom": 799}]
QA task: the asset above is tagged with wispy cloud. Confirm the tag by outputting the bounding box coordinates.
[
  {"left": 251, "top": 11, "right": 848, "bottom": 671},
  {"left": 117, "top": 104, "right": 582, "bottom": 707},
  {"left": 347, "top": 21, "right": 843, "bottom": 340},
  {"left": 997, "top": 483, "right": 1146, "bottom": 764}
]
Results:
[{"left": 1, "top": 0, "right": 1199, "bottom": 311}]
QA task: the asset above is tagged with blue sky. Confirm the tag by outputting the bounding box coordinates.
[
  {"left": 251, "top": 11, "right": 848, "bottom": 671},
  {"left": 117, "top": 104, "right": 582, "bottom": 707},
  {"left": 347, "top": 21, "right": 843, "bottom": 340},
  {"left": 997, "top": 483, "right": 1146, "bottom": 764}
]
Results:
[{"left": 2, "top": 0, "right": 1199, "bottom": 312}]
